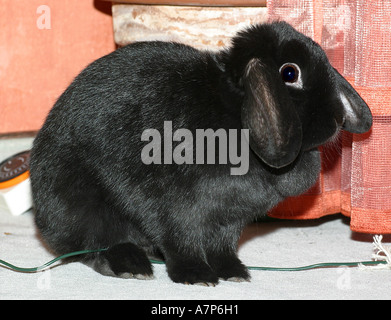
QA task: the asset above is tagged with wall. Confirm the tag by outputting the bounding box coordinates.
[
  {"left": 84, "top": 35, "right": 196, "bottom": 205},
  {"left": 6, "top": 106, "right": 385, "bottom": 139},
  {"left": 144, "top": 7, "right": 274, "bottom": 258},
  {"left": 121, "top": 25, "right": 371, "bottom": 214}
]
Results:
[
  {"left": 0, "top": 0, "right": 115, "bottom": 134},
  {"left": 112, "top": 4, "right": 268, "bottom": 50}
]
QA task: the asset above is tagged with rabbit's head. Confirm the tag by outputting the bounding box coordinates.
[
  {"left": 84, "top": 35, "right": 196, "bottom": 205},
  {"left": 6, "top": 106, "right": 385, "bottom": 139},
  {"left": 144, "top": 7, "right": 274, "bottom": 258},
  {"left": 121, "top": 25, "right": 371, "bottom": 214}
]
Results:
[{"left": 226, "top": 22, "right": 372, "bottom": 168}]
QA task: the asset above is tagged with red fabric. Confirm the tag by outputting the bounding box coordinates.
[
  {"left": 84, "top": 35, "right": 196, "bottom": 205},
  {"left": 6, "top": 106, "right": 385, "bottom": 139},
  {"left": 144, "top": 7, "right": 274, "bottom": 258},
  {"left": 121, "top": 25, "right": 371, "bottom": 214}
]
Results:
[{"left": 266, "top": 0, "right": 391, "bottom": 234}]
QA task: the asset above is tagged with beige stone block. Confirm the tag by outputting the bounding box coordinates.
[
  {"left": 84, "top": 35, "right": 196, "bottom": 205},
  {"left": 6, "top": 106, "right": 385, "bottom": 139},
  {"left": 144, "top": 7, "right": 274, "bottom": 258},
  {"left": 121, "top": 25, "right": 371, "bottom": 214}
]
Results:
[{"left": 112, "top": 4, "right": 268, "bottom": 50}]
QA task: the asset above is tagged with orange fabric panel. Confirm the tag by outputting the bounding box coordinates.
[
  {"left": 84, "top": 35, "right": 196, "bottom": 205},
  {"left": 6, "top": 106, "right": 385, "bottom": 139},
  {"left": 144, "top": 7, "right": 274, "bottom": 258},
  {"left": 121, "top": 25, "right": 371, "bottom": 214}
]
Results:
[{"left": 0, "top": 0, "right": 115, "bottom": 134}]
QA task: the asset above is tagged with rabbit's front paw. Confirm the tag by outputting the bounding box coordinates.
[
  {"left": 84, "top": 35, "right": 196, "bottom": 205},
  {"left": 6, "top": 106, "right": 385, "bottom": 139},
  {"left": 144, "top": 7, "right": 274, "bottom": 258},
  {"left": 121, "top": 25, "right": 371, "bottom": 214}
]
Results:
[
  {"left": 208, "top": 253, "right": 250, "bottom": 282},
  {"left": 166, "top": 258, "right": 219, "bottom": 286}
]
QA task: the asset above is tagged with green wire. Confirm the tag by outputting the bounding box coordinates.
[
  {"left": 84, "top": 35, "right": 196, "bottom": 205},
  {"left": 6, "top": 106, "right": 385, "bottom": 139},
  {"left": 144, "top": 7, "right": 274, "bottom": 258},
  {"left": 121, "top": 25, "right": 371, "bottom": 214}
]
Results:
[
  {"left": 0, "top": 248, "right": 107, "bottom": 273},
  {"left": 246, "top": 260, "right": 387, "bottom": 271},
  {"left": 148, "top": 259, "right": 388, "bottom": 271},
  {"left": 0, "top": 249, "right": 387, "bottom": 273}
]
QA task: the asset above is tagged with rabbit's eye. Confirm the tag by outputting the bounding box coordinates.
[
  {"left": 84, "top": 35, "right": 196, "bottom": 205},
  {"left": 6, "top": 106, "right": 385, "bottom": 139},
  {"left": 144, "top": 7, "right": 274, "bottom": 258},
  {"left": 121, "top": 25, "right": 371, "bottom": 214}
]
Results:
[
  {"left": 281, "top": 65, "right": 298, "bottom": 82},
  {"left": 279, "top": 63, "right": 303, "bottom": 88}
]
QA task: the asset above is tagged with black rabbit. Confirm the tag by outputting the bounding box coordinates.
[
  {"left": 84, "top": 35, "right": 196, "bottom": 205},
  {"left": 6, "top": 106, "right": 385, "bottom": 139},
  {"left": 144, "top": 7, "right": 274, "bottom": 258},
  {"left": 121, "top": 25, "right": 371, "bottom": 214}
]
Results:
[{"left": 30, "top": 22, "right": 372, "bottom": 285}]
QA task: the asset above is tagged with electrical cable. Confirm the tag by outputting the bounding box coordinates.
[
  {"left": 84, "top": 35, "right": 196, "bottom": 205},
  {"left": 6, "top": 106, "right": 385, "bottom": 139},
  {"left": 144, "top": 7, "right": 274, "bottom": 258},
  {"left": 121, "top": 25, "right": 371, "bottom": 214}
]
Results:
[
  {"left": 246, "top": 260, "right": 387, "bottom": 271},
  {"left": 0, "top": 248, "right": 107, "bottom": 273},
  {"left": 0, "top": 248, "right": 387, "bottom": 273}
]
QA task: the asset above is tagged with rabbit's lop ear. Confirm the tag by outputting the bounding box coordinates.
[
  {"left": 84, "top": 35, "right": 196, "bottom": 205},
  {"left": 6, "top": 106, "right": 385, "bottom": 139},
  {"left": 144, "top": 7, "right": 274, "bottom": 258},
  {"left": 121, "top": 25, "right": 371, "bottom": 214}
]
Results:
[
  {"left": 242, "top": 58, "right": 302, "bottom": 168},
  {"left": 334, "top": 69, "right": 373, "bottom": 134}
]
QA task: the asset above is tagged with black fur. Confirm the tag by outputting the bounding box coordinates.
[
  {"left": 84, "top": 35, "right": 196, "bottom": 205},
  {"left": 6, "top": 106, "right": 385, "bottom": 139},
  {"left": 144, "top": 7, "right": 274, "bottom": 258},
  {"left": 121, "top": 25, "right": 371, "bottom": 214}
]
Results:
[{"left": 30, "top": 22, "right": 372, "bottom": 285}]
